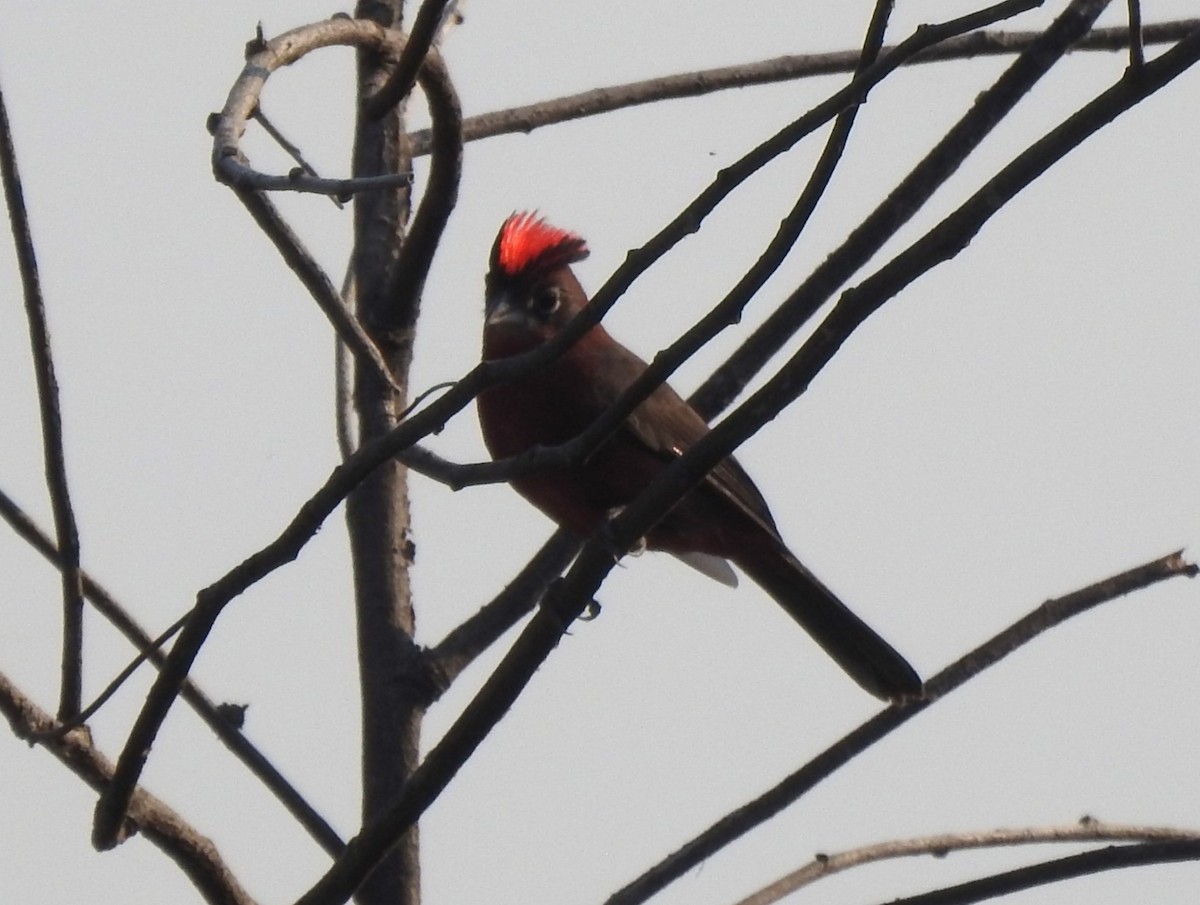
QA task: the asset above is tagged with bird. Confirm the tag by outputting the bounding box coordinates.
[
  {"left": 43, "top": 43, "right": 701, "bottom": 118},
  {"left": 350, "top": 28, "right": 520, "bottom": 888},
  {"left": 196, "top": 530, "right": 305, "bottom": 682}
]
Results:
[{"left": 477, "top": 212, "right": 921, "bottom": 701}]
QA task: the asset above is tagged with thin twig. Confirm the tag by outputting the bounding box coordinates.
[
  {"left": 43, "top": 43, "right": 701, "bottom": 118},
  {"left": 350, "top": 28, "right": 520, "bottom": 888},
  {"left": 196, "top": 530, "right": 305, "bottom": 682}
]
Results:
[
  {"left": 250, "top": 107, "right": 344, "bottom": 209},
  {"left": 0, "top": 77, "right": 85, "bottom": 719},
  {"left": 335, "top": 268, "right": 358, "bottom": 460},
  {"left": 737, "top": 820, "right": 1200, "bottom": 905},
  {"left": 0, "top": 487, "right": 346, "bottom": 857},
  {"left": 233, "top": 187, "right": 401, "bottom": 395},
  {"left": 885, "top": 840, "right": 1200, "bottom": 905},
  {"left": 42, "top": 613, "right": 188, "bottom": 739},
  {"left": 406, "top": 19, "right": 1198, "bottom": 156},
  {"left": 0, "top": 670, "right": 258, "bottom": 905}
]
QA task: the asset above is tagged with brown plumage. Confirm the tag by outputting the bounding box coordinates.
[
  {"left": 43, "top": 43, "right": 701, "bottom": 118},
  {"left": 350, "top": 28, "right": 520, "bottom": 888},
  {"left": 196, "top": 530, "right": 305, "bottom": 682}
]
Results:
[{"left": 477, "top": 213, "right": 921, "bottom": 700}]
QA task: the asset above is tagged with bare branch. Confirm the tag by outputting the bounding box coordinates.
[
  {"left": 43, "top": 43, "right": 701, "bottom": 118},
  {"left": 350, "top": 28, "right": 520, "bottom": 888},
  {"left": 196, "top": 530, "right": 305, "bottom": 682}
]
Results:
[
  {"left": 0, "top": 77, "right": 85, "bottom": 719},
  {"left": 364, "top": 0, "right": 458, "bottom": 119},
  {"left": 605, "top": 551, "right": 1196, "bottom": 905},
  {"left": 232, "top": 187, "right": 402, "bottom": 395},
  {"left": 738, "top": 820, "right": 1200, "bottom": 905},
  {"left": 94, "top": 2, "right": 1200, "bottom": 858},
  {"left": 247, "top": 107, "right": 344, "bottom": 209},
  {"left": 0, "top": 487, "right": 346, "bottom": 857},
  {"left": 383, "top": 32, "right": 462, "bottom": 316},
  {"left": 406, "top": 19, "right": 1198, "bottom": 156},
  {"left": 292, "top": 541, "right": 1192, "bottom": 905},
  {"left": 425, "top": 528, "right": 581, "bottom": 690},
  {"left": 691, "top": 0, "right": 1116, "bottom": 415},
  {"left": 887, "top": 839, "right": 1200, "bottom": 905},
  {"left": 0, "top": 670, "right": 257, "bottom": 905},
  {"left": 211, "top": 17, "right": 456, "bottom": 200}
]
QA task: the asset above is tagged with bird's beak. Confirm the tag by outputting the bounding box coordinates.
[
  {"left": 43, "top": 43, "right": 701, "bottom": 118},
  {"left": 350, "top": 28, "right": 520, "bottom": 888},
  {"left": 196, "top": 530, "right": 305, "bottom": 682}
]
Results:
[{"left": 485, "top": 293, "right": 526, "bottom": 328}]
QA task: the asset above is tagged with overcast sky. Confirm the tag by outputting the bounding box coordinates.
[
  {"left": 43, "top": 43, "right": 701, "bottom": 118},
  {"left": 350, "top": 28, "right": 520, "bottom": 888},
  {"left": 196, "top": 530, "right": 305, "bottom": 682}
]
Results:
[{"left": 1, "top": 3, "right": 1198, "bottom": 904}]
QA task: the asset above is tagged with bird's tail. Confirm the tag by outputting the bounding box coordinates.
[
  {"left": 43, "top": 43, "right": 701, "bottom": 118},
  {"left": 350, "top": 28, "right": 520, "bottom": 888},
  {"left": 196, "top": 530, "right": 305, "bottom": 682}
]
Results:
[{"left": 735, "top": 543, "right": 921, "bottom": 701}]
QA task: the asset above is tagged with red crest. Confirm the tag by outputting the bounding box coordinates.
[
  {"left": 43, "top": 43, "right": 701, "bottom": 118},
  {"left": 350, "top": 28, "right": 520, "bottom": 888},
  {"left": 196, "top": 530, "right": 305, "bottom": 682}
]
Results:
[{"left": 493, "top": 212, "right": 588, "bottom": 276}]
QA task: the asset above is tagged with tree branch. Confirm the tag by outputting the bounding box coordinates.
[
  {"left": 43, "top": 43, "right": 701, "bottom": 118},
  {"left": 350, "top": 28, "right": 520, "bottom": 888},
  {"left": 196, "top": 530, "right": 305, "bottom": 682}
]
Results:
[
  {"left": 425, "top": 528, "right": 581, "bottom": 691},
  {"left": 382, "top": 30, "right": 462, "bottom": 318},
  {"left": 94, "top": 1, "right": 1199, "bottom": 856},
  {"left": 692, "top": 0, "right": 1117, "bottom": 416},
  {"left": 605, "top": 552, "right": 1196, "bottom": 905},
  {"left": 363, "top": 0, "right": 457, "bottom": 119},
  {"left": 0, "top": 76, "right": 85, "bottom": 719},
  {"left": 0, "top": 669, "right": 257, "bottom": 905},
  {"left": 0, "top": 486, "right": 346, "bottom": 857},
  {"left": 232, "top": 187, "right": 402, "bottom": 394},
  {"left": 406, "top": 19, "right": 1198, "bottom": 156},
  {"left": 886, "top": 839, "right": 1200, "bottom": 905},
  {"left": 737, "top": 819, "right": 1200, "bottom": 905}
]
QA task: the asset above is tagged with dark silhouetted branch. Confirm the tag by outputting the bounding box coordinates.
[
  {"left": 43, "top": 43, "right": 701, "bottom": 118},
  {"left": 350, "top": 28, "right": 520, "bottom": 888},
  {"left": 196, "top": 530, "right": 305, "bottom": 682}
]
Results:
[
  {"left": 691, "top": 0, "right": 1114, "bottom": 415},
  {"left": 0, "top": 78, "right": 85, "bottom": 719},
  {"left": 606, "top": 552, "right": 1196, "bottom": 905},
  {"left": 364, "top": 0, "right": 458, "bottom": 119},
  {"left": 0, "top": 487, "right": 345, "bottom": 857},
  {"left": 887, "top": 839, "right": 1200, "bottom": 905}
]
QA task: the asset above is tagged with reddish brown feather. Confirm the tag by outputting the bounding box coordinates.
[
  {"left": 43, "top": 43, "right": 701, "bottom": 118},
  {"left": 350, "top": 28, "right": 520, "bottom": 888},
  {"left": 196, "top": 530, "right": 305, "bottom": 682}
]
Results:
[{"left": 478, "top": 214, "right": 922, "bottom": 700}]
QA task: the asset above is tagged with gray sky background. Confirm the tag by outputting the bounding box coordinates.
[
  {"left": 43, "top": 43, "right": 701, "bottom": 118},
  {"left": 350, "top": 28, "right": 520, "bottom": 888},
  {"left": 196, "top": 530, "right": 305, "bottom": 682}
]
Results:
[{"left": 1, "top": 2, "right": 1197, "bottom": 904}]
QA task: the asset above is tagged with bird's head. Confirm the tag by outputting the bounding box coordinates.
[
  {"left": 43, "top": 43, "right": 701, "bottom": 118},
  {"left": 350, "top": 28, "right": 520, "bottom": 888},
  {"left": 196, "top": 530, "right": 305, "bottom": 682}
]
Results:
[{"left": 483, "top": 212, "right": 591, "bottom": 356}]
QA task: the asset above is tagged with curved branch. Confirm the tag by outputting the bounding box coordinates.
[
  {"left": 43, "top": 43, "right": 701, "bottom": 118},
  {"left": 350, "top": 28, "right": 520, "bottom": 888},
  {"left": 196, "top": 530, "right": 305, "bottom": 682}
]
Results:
[
  {"left": 213, "top": 18, "right": 411, "bottom": 197},
  {"left": 0, "top": 77, "right": 85, "bottom": 719},
  {"left": 406, "top": 19, "right": 1199, "bottom": 156},
  {"left": 383, "top": 37, "right": 462, "bottom": 317},
  {"left": 0, "top": 670, "right": 257, "bottom": 905},
  {"left": 737, "top": 820, "right": 1200, "bottom": 905},
  {"left": 363, "top": 0, "right": 457, "bottom": 119}
]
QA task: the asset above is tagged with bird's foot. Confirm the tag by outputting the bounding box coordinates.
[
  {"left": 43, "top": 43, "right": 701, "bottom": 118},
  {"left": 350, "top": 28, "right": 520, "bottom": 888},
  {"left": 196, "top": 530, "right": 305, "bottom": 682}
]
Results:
[{"left": 604, "top": 506, "right": 647, "bottom": 558}]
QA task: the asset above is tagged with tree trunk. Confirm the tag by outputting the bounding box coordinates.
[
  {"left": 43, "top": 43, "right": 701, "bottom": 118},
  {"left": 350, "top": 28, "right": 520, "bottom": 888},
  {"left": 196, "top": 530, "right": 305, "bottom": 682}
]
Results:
[{"left": 347, "top": 2, "right": 423, "bottom": 903}]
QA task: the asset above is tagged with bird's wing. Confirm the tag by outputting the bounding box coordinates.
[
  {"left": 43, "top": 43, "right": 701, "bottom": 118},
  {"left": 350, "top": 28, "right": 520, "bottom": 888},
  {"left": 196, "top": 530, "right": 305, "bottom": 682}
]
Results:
[{"left": 587, "top": 341, "right": 783, "bottom": 541}]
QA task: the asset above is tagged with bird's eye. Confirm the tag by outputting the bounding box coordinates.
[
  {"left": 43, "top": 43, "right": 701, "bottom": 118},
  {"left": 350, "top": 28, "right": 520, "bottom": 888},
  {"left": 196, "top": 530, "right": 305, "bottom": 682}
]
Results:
[{"left": 530, "top": 286, "right": 561, "bottom": 317}]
